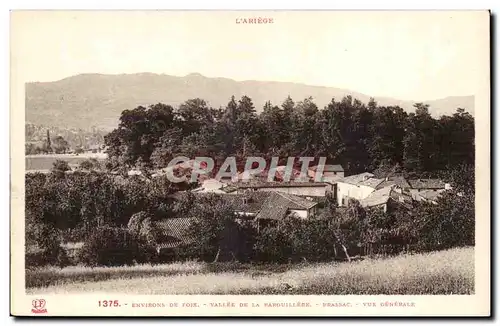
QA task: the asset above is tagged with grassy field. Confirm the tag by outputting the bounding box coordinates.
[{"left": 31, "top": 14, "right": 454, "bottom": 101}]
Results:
[
  {"left": 25, "top": 153, "right": 107, "bottom": 171},
  {"left": 26, "top": 247, "right": 474, "bottom": 295}
]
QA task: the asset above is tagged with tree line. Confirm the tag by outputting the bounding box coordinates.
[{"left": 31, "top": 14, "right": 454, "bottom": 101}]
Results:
[{"left": 104, "top": 95, "right": 474, "bottom": 176}]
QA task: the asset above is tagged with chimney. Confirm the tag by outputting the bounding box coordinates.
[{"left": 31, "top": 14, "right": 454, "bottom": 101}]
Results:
[{"left": 445, "top": 183, "right": 452, "bottom": 190}]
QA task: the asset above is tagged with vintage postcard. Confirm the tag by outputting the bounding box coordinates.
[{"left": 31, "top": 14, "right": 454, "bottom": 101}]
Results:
[{"left": 10, "top": 10, "right": 491, "bottom": 317}]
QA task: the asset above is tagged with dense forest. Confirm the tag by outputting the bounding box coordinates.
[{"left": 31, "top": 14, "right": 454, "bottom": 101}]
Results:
[{"left": 103, "top": 95, "right": 474, "bottom": 177}]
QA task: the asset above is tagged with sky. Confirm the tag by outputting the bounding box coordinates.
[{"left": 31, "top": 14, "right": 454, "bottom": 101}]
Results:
[{"left": 11, "top": 10, "right": 489, "bottom": 101}]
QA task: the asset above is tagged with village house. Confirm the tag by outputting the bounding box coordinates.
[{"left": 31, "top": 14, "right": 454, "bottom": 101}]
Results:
[
  {"left": 308, "top": 164, "right": 345, "bottom": 183},
  {"left": 156, "top": 191, "right": 319, "bottom": 259},
  {"left": 336, "top": 172, "right": 452, "bottom": 211},
  {"left": 154, "top": 217, "right": 194, "bottom": 261},
  {"left": 412, "top": 189, "right": 443, "bottom": 204},
  {"left": 229, "top": 180, "right": 334, "bottom": 199},
  {"left": 256, "top": 191, "right": 319, "bottom": 220},
  {"left": 358, "top": 185, "right": 413, "bottom": 212},
  {"left": 171, "top": 191, "right": 319, "bottom": 221},
  {"left": 406, "top": 179, "right": 451, "bottom": 202},
  {"left": 191, "top": 178, "right": 229, "bottom": 194},
  {"left": 336, "top": 173, "right": 413, "bottom": 211},
  {"left": 336, "top": 173, "right": 382, "bottom": 207}
]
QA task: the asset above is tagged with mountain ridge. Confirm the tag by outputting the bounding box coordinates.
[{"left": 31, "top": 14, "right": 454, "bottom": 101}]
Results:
[{"left": 25, "top": 72, "right": 475, "bottom": 130}]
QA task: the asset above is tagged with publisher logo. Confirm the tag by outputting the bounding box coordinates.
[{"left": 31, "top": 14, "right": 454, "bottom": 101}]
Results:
[{"left": 32, "top": 299, "right": 47, "bottom": 314}]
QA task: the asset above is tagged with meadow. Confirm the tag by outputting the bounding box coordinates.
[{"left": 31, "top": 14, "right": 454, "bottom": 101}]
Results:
[
  {"left": 26, "top": 247, "right": 474, "bottom": 295},
  {"left": 25, "top": 153, "right": 107, "bottom": 171}
]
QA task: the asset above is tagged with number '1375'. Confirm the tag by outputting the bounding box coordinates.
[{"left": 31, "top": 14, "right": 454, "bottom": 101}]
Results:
[{"left": 99, "top": 300, "right": 120, "bottom": 307}]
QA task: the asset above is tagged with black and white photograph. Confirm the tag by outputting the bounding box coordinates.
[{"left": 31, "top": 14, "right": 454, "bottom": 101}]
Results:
[{"left": 10, "top": 10, "right": 490, "bottom": 317}]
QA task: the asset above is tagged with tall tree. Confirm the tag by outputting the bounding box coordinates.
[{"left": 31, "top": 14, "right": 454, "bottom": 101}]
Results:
[
  {"left": 403, "top": 103, "right": 439, "bottom": 173},
  {"left": 104, "top": 103, "right": 177, "bottom": 168},
  {"left": 52, "top": 136, "right": 70, "bottom": 154}
]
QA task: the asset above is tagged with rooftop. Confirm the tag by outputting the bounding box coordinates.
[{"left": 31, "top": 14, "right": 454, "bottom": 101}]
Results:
[
  {"left": 168, "top": 190, "right": 317, "bottom": 222},
  {"left": 337, "top": 172, "right": 386, "bottom": 189},
  {"left": 414, "top": 189, "right": 444, "bottom": 202},
  {"left": 359, "top": 186, "right": 413, "bottom": 208},
  {"left": 237, "top": 181, "right": 331, "bottom": 189},
  {"left": 359, "top": 186, "right": 393, "bottom": 207},
  {"left": 256, "top": 192, "right": 318, "bottom": 221},
  {"left": 375, "top": 176, "right": 411, "bottom": 190},
  {"left": 155, "top": 217, "right": 194, "bottom": 248},
  {"left": 310, "top": 164, "right": 344, "bottom": 172},
  {"left": 408, "top": 179, "right": 446, "bottom": 189}
]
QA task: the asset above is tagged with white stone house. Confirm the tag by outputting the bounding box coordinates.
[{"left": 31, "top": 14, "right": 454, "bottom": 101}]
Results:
[{"left": 336, "top": 173, "right": 413, "bottom": 209}]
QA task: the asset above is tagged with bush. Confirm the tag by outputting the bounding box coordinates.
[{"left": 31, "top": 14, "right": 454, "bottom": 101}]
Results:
[
  {"left": 288, "top": 217, "right": 339, "bottom": 262},
  {"left": 184, "top": 195, "right": 241, "bottom": 262},
  {"left": 25, "top": 223, "right": 70, "bottom": 268},
  {"left": 25, "top": 246, "right": 70, "bottom": 269},
  {"left": 51, "top": 159, "right": 71, "bottom": 174},
  {"left": 254, "top": 221, "right": 293, "bottom": 263},
  {"left": 414, "top": 192, "right": 475, "bottom": 252},
  {"left": 79, "top": 158, "right": 102, "bottom": 171},
  {"left": 254, "top": 216, "right": 340, "bottom": 263},
  {"left": 78, "top": 227, "right": 157, "bottom": 267}
]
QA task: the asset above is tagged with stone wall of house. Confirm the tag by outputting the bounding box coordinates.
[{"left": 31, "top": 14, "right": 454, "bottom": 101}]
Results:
[
  {"left": 290, "top": 209, "right": 308, "bottom": 219},
  {"left": 337, "top": 182, "right": 376, "bottom": 206}
]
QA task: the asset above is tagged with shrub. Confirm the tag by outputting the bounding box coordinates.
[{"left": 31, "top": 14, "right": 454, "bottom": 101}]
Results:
[
  {"left": 79, "top": 158, "right": 102, "bottom": 171},
  {"left": 127, "top": 211, "right": 151, "bottom": 235},
  {"left": 184, "top": 195, "right": 241, "bottom": 262},
  {"left": 25, "top": 246, "right": 69, "bottom": 269},
  {"left": 51, "top": 159, "right": 71, "bottom": 174},
  {"left": 415, "top": 192, "right": 475, "bottom": 252},
  {"left": 25, "top": 223, "right": 70, "bottom": 268},
  {"left": 254, "top": 221, "right": 293, "bottom": 263},
  {"left": 254, "top": 216, "right": 340, "bottom": 263},
  {"left": 78, "top": 227, "right": 157, "bottom": 267},
  {"left": 288, "top": 217, "right": 339, "bottom": 262}
]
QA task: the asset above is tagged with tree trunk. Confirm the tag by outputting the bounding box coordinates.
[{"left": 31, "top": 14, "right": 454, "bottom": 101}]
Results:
[
  {"left": 212, "top": 248, "right": 220, "bottom": 263},
  {"left": 341, "top": 243, "right": 351, "bottom": 262}
]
